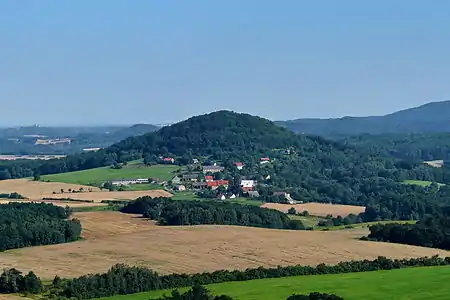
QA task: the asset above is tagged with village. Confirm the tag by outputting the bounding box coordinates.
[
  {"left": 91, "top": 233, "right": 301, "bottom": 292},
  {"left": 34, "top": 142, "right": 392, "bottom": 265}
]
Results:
[{"left": 108, "top": 155, "right": 298, "bottom": 204}]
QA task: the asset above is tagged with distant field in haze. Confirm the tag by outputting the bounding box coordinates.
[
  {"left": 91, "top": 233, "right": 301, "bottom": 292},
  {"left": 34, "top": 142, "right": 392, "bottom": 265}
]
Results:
[
  {"left": 41, "top": 163, "right": 179, "bottom": 185},
  {"left": 99, "top": 266, "right": 450, "bottom": 300}
]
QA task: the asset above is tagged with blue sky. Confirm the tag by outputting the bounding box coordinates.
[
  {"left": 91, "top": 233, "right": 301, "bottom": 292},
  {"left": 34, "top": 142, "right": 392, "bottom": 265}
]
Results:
[{"left": 1, "top": 1, "right": 450, "bottom": 126}]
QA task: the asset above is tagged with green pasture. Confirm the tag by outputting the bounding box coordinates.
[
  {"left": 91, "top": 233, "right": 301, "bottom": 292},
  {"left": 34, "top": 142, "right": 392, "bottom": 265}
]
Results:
[
  {"left": 41, "top": 164, "right": 179, "bottom": 186},
  {"left": 99, "top": 266, "right": 450, "bottom": 300},
  {"left": 402, "top": 180, "right": 445, "bottom": 187}
]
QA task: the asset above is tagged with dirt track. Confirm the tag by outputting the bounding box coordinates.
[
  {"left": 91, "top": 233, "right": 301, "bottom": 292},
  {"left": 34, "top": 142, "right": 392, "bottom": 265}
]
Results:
[
  {"left": 262, "top": 202, "right": 366, "bottom": 217},
  {"left": 0, "top": 211, "right": 446, "bottom": 280}
]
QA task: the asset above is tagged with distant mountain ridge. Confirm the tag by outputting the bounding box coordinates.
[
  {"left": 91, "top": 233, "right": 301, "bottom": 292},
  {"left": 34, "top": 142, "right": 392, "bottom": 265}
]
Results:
[{"left": 277, "top": 100, "right": 450, "bottom": 136}]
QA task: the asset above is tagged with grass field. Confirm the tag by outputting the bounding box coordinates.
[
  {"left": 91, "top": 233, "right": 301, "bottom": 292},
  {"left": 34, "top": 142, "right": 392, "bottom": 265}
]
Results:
[
  {"left": 99, "top": 266, "right": 450, "bottom": 300},
  {"left": 402, "top": 180, "right": 445, "bottom": 187},
  {"left": 0, "top": 211, "right": 446, "bottom": 280},
  {"left": 41, "top": 163, "right": 179, "bottom": 186}
]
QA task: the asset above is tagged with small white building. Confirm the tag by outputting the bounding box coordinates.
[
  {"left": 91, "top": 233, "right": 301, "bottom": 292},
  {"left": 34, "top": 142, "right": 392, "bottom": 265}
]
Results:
[{"left": 111, "top": 178, "right": 149, "bottom": 186}]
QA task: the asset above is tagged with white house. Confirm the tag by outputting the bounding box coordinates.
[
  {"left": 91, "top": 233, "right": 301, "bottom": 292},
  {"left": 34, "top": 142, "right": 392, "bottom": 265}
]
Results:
[{"left": 240, "top": 180, "right": 256, "bottom": 191}]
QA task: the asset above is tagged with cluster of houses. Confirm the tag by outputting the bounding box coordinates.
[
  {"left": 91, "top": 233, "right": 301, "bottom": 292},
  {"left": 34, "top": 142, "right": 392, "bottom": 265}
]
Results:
[{"left": 106, "top": 154, "right": 298, "bottom": 203}]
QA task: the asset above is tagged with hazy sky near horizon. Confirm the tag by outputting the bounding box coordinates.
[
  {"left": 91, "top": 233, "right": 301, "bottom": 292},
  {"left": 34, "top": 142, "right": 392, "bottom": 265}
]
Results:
[{"left": 1, "top": 1, "right": 450, "bottom": 126}]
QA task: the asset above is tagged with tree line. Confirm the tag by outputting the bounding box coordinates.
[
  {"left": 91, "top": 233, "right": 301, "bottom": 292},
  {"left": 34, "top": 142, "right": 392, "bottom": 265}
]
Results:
[
  {"left": 0, "top": 203, "right": 82, "bottom": 251},
  {"left": 151, "top": 285, "right": 343, "bottom": 300},
  {"left": 52, "top": 255, "right": 449, "bottom": 299},
  {"left": 365, "top": 215, "right": 450, "bottom": 250},
  {"left": 121, "top": 197, "right": 305, "bottom": 230}
]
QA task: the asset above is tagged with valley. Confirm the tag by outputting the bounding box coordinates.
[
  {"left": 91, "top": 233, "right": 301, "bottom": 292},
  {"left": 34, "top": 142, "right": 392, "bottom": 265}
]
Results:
[{"left": 0, "top": 211, "right": 446, "bottom": 280}]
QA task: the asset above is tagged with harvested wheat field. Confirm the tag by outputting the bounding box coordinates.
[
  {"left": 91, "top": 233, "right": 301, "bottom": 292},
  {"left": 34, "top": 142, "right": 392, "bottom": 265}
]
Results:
[
  {"left": 0, "top": 179, "right": 100, "bottom": 198},
  {"left": 40, "top": 189, "right": 173, "bottom": 202},
  {"left": 262, "top": 202, "right": 366, "bottom": 217},
  {"left": 0, "top": 211, "right": 446, "bottom": 280},
  {"left": 0, "top": 199, "right": 108, "bottom": 208}
]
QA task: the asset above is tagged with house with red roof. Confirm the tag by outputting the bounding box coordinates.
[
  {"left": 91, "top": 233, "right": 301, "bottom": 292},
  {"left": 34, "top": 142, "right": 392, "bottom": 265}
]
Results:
[
  {"left": 207, "top": 180, "right": 229, "bottom": 190},
  {"left": 234, "top": 162, "right": 244, "bottom": 170},
  {"left": 205, "top": 175, "right": 214, "bottom": 182},
  {"left": 162, "top": 157, "right": 175, "bottom": 164},
  {"left": 260, "top": 157, "right": 270, "bottom": 165}
]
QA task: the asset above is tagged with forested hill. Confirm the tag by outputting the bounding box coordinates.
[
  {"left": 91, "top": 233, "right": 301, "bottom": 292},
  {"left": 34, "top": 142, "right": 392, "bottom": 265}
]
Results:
[
  {"left": 277, "top": 100, "right": 450, "bottom": 136},
  {"left": 3, "top": 110, "right": 450, "bottom": 220},
  {"left": 340, "top": 133, "right": 450, "bottom": 162}
]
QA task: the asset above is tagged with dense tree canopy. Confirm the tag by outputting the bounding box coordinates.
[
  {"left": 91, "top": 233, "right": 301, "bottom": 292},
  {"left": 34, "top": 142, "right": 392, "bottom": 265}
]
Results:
[
  {"left": 121, "top": 197, "right": 305, "bottom": 230},
  {"left": 366, "top": 215, "right": 450, "bottom": 250},
  {"left": 0, "top": 203, "right": 82, "bottom": 251}
]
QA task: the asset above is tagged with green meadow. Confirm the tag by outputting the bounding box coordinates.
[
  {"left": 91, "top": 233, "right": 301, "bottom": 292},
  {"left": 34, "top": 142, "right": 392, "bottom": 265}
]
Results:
[
  {"left": 99, "top": 266, "right": 450, "bottom": 300},
  {"left": 402, "top": 180, "right": 445, "bottom": 187},
  {"left": 41, "top": 163, "right": 179, "bottom": 186}
]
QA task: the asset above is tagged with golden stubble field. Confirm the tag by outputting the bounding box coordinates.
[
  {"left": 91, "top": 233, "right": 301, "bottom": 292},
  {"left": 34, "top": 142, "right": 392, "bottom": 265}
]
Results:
[
  {"left": 0, "top": 211, "right": 447, "bottom": 280},
  {"left": 261, "top": 202, "right": 366, "bottom": 217},
  {"left": 0, "top": 179, "right": 172, "bottom": 205}
]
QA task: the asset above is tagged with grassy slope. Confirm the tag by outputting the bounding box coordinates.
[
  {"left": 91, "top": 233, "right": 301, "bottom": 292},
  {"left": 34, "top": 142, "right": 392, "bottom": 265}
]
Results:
[
  {"left": 100, "top": 266, "right": 450, "bottom": 300},
  {"left": 41, "top": 164, "right": 179, "bottom": 185},
  {"left": 402, "top": 180, "right": 445, "bottom": 187}
]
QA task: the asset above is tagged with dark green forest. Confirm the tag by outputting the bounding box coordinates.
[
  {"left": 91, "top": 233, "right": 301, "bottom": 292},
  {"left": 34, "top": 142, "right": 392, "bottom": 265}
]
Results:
[
  {"left": 340, "top": 133, "right": 450, "bottom": 162},
  {"left": 366, "top": 215, "right": 450, "bottom": 250},
  {"left": 121, "top": 197, "right": 305, "bottom": 230},
  {"left": 0, "top": 203, "right": 82, "bottom": 251}
]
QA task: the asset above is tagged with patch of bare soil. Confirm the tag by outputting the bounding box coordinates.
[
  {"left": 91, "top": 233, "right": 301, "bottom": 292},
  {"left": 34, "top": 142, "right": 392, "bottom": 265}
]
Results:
[
  {"left": 262, "top": 202, "right": 366, "bottom": 217},
  {"left": 0, "top": 211, "right": 446, "bottom": 280}
]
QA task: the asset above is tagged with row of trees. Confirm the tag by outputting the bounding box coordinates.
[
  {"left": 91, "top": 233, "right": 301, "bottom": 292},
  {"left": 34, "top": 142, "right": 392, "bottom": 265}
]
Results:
[
  {"left": 151, "top": 285, "right": 343, "bottom": 300},
  {"left": 56, "top": 255, "right": 449, "bottom": 299},
  {"left": 366, "top": 215, "right": 450, "bottom": 250},
  {"left": 121, "top": 197, "right": 305, "bottom": 230},
  {"left": 0, "top": 203, "right": 82, "bottom": 251}
]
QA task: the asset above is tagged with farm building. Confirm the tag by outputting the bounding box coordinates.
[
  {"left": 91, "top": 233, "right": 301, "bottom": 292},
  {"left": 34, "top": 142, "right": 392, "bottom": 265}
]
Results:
[
  {"left": 171, "top": 176, "right": 182, "bottom": 184},
  {"left": 202, "top": 165, "right": 224, "bottom": 173},
  {"left": 111, "top": 178, "right": 149, "bottom": 186},
  {"left": 182, "top": 174, "right": 199, "bottom": 182}
]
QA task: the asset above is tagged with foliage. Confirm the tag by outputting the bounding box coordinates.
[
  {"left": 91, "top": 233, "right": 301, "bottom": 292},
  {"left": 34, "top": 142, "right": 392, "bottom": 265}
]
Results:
[
  {"left": 286, "top": 293, "right": 344, "bottom": 300},
  {"left": 366, "top": 215, "right": 450, "bottom": 250},
  {"left": 0, "top": 192, "right": 25, "bottom": 199},
  {"left": 57, "top": 256, "right": 450, "bottom": 299},
  {"left": 340, "top": 133, "right": 450, "bottom": 162},
  {"left": 152, "top": 285, "right": 233, "bottom": 300},
  {"left": 121, "top": 197, "right": 305, "bottom": 230},
  {"left": 0, "top": 269, "right": 42, "bottom": 294},
  {"left": 0, "top": 203, "right": 82, "bottom": 251}
]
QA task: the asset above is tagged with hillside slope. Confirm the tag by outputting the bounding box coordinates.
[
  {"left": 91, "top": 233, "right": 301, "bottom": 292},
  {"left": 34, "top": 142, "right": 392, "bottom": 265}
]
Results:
[
  {"left": 2, "top": 110, "right": 450, "bottom": 222},
  {"left": 277, "top": 100, "right": 450, "bottom": 136}
]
